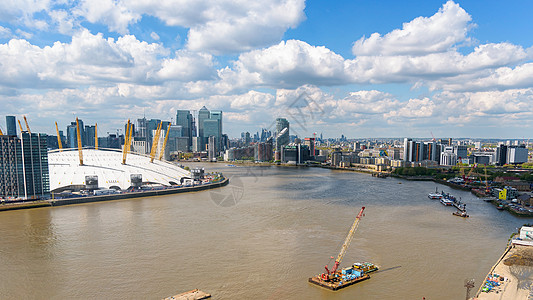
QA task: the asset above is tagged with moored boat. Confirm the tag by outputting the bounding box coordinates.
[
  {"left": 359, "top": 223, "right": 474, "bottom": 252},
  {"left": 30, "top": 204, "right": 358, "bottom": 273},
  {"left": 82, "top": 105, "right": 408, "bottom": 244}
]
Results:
[
  {"left": 440, "top": 198, "right": 454, "bottom": 206},
  {"left": 428, "top": 187, "right": 443, "bottom": 199}
]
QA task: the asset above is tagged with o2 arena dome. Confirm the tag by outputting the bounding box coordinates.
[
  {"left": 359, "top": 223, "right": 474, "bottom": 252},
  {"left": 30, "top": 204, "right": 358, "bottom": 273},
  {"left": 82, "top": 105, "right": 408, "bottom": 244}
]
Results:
[{"left": 48, "top": 148, "right": 192, "bottom": 193}]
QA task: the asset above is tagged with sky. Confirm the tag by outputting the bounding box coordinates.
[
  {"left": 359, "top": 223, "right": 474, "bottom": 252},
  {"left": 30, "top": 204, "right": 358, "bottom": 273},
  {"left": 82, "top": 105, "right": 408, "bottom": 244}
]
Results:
[{"left": 1, "top": 0, "right": 533, "bottom": 139}]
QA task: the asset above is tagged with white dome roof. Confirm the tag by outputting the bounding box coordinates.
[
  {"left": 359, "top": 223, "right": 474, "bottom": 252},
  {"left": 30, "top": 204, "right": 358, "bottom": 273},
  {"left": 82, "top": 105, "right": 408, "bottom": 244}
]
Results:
[{"left": 48, "top": 148, "right": 191, "bottom": 191}]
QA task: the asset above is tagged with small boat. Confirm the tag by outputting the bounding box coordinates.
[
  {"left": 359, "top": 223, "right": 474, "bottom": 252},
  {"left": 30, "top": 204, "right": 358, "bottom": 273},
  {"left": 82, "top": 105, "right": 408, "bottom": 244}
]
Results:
[
  {"left": 440, "top": 198, "right": 454, "bottom": 206},
  {"left": 428, "top": 187, "right": 443, "bottom": 199},
  {"left": 453, "top": 210, "right": 469, "bottom": 218},
  {"left": 497, "top": 205, "right": 505, "bottom": 210}
]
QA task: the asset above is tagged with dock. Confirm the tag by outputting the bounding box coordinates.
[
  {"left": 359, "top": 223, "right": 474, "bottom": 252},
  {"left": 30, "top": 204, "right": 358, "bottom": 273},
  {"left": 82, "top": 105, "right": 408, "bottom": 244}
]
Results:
[{"left": 163, "top": 289, "right": 211, "bottom": 300}]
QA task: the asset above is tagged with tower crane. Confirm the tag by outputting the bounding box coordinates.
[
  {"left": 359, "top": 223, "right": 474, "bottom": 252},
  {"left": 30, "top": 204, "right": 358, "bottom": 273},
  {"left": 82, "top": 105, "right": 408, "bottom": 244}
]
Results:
[
  {"left": 55, "top": 122, "right": 63, "bottom": 151},
  {"left": 322, "top": 206, "right": 365, "bottom": 281}
]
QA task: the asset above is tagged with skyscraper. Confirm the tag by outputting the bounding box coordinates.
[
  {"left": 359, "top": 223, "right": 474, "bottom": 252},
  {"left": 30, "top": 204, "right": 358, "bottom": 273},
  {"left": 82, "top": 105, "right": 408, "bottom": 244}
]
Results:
[
  {"left": 176, "top": 110, "right": 192, "bottom": 150},
  {"left": 6, "top": 116, "right": 16, "bottom": 136}
]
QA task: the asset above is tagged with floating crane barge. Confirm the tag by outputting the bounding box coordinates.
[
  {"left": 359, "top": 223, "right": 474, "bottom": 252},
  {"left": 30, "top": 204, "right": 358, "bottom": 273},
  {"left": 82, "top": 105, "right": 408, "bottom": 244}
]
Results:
[{"left": 309, "top": 206, "right": 373, "bottom": 291}]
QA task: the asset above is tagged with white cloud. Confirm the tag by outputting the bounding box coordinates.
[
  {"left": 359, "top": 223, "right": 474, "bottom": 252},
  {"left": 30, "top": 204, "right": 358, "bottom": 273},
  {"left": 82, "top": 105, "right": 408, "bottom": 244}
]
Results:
[
  {"left": 150, "top": 32, "right": 160, "bottom": 41},
  {"left": 74, "top": 0, "right": 140, "bottom": 34},
  {"left": 0, "top": 30, "right": 219, "bottom": 89},
  {"left": 15, "top": 29, "right": 33, "bottom": 39},
  {"left": 352, "top": 0, "right": 471, "bottom": 56},
  {"left": 0, "top": 26, "right": 11, "bottom": 38}
]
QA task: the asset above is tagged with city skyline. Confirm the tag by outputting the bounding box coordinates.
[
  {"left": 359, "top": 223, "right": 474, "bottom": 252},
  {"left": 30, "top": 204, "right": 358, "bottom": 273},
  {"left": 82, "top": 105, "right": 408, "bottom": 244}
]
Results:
[{"left": 1, "top": 1, "right": 533, "bottom": 138}]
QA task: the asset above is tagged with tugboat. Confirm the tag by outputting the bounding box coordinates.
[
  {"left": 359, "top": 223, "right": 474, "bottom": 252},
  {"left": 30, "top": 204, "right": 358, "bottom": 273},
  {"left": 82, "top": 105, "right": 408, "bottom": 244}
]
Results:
[{"left": 452, "top": 210, "right": 469, "bottom": 218}]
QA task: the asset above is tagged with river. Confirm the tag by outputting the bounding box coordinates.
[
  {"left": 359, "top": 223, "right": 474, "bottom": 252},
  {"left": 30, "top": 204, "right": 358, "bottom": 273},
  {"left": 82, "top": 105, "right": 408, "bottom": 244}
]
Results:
[{"left": 0, "top": 164, "right": 526, "bottom": 299}]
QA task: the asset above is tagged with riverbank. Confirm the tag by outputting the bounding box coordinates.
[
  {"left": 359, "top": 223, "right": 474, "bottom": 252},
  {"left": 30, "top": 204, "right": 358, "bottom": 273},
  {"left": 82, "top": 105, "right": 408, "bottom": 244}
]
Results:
[
  {"left": 474, "top": 244, "right": 533, "bottom": 300},
  {"left": 0, "top": 177, "right": 229, "bottom": 212}
]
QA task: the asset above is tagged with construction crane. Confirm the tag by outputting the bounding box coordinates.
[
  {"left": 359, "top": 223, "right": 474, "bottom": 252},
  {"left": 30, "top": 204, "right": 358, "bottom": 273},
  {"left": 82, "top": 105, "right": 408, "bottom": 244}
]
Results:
[
  {"left": 322, "top": 207, "right": 365, "bottom": 281},
  {"left": 23, "top": 116, "right": 31, "bottom": 134},
  {"left": 76, "top": 117, "right": 83, "bottom": 165},
  {"left": 158, "top": 125, "right": 171, "bottom": 161},
  {"left": 55, "top": 122, "right": 63, "bottom": 151},
  {"left": 149, "top": 121, "right": 163, "bottom": 163},
  {"left": 122, "top": 120, "right": 131, "bottom": 164}
]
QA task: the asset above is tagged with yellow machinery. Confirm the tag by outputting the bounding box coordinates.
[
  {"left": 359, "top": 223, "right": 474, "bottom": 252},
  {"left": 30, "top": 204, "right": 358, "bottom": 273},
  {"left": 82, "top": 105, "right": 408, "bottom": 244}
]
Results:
[
  {"left": 122, "top": 120, "right": 132, "bottom": 165},
  {"left": 149, "top": 121, "right": 163, "bottom": 163},
  {"left": 0, "top": 128, "right": 3, "bottom": 135},
  {"left": 76, "top": 118, "right": 83, "bottom": 165},
  {"left": 17, "top": 120, "right": 24, "bottom": 132},
  {"left": 55, "top": 122, "right": 63, "bottom": 151},
  {"left": 23, "top": 116, "right": 31, "bottom": 134},
  {"left": 158, "top": 125, "right": 171, "bottom": 161},
  {"left": 95, "top": 123, "right": 98, "bottom": 150}
]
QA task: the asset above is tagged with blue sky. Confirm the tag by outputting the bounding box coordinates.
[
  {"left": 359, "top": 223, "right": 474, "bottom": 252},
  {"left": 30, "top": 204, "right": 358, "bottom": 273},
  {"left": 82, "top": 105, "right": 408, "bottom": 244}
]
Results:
[{"left": 1, "top": 0, "right": 533, "bottom": 139}]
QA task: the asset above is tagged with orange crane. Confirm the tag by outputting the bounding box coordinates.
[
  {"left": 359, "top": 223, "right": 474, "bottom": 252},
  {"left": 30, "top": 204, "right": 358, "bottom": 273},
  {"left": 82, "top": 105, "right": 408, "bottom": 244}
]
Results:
[
  {"left": 55, "top": 122, "right": 63, "bottom": 151},
  {"left": 76, "top": 117, "right": 83, "bottom": 165},
  {"left": 23, "top": 116, "right": 31, "bottom": 134},
  {"left": 95, "top": 123, "right": 98, "bottom": 150},
  {"left": 158, "top": 125, "right": 171, "bottom": 161},
  {"left": 149, "top": 121, "right": 163, "bottom": 163},
  {"left": 322, "top": 207, "right": 365, "bottom": 281}
]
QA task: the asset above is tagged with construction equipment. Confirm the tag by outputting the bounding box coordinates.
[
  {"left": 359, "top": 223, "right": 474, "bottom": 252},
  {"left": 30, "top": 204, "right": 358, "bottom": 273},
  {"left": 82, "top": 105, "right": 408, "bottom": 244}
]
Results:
[
  {"left": 76, "top": 118, "right": 83, "bottom": 165},
  {"left": 17, "top": 120, "right": 24, "bottom": 133},
  {"left": 122, "top": 120, "right": 131, "bottom": 164},
  {"left": 149, "top": 121, "right": 163, "bottom": 163},
  {"left": 322, "top": 207, "right": 366, "bottom": 281},
  {"left": 159, "top": 125, "right": 171, "bottom": 161},
  {"left": 309, "top": 207, "right": 370, "bottom": 290},
  {"left": 23, "top": 116, "right": 31, "bottom": 134},
  {"left": 95, "top": 123, "right": 98, "bottom": 150},
  {"left": 55, "top": 122, "right": 63, "bottom": 151}
]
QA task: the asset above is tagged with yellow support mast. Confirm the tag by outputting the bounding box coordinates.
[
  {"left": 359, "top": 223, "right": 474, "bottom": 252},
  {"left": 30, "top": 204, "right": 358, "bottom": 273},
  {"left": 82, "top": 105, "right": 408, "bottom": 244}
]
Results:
[
  {"left": 159, "top": 125, "right": 171, "bottom": 161},
  {"left": 55, "top": 122, "right": 63, "bottom": 151},
  {"left": 76, "top": 117, "right": 83, "bottom": 165},
  {"left": 95, "top": 123, "right": 98, "bottom": 150},
  {"left": 0, "top": 128, "right": 3, "bottom": 135},
  {"left": 17, "top": 120, "right": 24, "bottom": 133},
  {"left": 149, "top": 121, "right": 163, "bottom": 163},
  {"left": 122, "top": 120, "right": 131, "bottom": 165},
  {"left": 126, "top": 121, "right": 133, "bottom": 154},
  {"left": 23, "top": 116, "right": 31, "bottom": 134}
]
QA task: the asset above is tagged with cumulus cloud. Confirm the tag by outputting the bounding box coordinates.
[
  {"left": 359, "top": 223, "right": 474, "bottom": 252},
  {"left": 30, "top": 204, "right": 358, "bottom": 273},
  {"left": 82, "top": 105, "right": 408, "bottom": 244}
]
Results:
[
  {"left": 352, "top": 1, "right": 471, "bottom": 56},
  {"left": 0, "top": 30, "right": 218, "bottom": 89}
]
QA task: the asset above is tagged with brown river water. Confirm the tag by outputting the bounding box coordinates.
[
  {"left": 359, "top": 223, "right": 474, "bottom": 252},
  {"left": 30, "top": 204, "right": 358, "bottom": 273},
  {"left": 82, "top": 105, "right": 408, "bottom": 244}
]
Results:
[{"left": 0, "top": 164, "right": 526, "bottom": 299}]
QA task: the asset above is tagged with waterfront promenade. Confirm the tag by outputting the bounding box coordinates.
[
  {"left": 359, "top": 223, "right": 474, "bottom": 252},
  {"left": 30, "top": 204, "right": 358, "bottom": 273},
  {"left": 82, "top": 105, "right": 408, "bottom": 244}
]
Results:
[{"left": 0, "top": 177, "right": 229, "bottom": 212}]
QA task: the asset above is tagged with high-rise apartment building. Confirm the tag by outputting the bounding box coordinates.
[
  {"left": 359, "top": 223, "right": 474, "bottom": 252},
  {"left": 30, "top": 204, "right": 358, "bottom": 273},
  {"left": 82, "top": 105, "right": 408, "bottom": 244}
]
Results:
[{"left": 0, "top": 132, "right": 49, "bottom": 199}]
